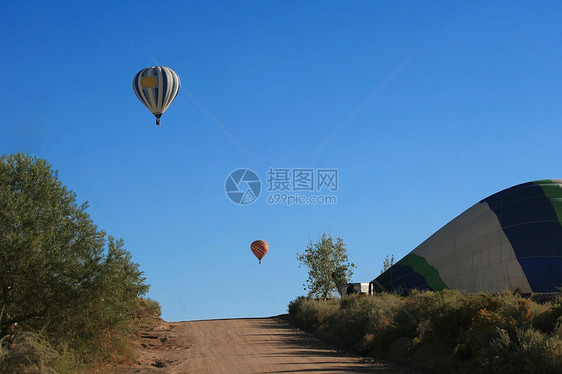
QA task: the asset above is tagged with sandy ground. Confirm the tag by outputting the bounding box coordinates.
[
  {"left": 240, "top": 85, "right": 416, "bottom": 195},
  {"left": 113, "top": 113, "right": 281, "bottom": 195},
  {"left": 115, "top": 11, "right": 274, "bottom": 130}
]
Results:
[{"left": 116, "top": 316, "right": 412, "bottom": 374}]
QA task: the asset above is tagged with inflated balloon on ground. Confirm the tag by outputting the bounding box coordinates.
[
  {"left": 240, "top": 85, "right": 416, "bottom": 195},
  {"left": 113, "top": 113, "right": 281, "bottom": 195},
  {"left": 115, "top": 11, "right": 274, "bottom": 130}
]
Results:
[{"left": 375, "top": 179, "right": 562, "bottom": 294}]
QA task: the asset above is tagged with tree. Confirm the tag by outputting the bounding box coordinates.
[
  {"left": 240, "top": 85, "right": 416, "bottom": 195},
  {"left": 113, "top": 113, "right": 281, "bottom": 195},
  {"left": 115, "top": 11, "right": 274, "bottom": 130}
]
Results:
[
  {"left": 297, "top": 234, "right": 355, "bottom": 299},
  {"left": 0, "top": 153, "right": 148, "bottom": 349},
  {"left": 381, "top": 254, "right": 394, "bottom": 274}
]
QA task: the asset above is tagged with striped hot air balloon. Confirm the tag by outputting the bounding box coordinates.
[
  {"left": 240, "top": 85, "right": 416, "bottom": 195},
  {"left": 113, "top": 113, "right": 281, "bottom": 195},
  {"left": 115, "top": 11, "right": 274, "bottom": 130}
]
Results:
[
  {"left": 132, "top": 66, "right": 180, "bottom": 125},
  {"left": 251, "top": 240, "right": 269, "bottom": 264}
]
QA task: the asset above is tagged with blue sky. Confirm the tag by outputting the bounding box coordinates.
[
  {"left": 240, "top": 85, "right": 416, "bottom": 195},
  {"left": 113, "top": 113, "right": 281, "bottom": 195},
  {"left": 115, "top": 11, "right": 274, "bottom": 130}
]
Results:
[{"left": 2, "top": 1, "right": 561, "bottom": 321}]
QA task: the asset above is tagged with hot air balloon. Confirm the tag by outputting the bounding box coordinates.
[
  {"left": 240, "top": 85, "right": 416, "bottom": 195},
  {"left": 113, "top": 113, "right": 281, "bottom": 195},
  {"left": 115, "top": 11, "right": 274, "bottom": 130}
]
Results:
[
  {"left": 374, "top": 180, "right": 562, "bottom": 294},
  {"left": 251, "top": 240, "right": 269, "bottom": 264},
  {"left": 132, "top": 66, "right": 180, "bottom": 125}
]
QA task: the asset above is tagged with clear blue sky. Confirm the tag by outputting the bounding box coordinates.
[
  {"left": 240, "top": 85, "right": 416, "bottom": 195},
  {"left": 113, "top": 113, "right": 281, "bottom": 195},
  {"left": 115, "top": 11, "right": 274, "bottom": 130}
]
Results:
[{"left": 2, "top": 1, "right": 561, "bottom": 321}]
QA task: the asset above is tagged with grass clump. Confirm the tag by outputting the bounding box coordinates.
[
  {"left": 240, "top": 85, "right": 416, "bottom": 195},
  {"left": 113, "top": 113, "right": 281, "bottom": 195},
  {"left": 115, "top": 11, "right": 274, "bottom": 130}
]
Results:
[{"left": 0, "top": 332, "right": 80, "bottom": 374}]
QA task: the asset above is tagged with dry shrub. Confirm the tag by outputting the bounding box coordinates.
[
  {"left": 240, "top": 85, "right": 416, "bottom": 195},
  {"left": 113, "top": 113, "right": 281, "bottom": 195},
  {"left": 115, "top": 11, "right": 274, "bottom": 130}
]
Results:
[
  {"left": 477, "top": 323, "right": 562, "bottom": 373},
  {"left": 0, "top": 332, "right": 80, "bottom": 374},
  {"left": 289, "top": 297, "right": 338, "bottom": 332},
  {"left": 132, "top": 297, "right": 162, "bottom": 331},
  {"left": 461, "top": 291, "right": 551, "bottom": 359}
]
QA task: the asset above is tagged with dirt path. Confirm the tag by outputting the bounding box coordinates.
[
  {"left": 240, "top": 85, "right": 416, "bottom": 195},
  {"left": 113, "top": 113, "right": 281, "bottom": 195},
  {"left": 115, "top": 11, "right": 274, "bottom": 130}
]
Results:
[{"left": 117, "top": 316, "right": 410, "bottom": 374}]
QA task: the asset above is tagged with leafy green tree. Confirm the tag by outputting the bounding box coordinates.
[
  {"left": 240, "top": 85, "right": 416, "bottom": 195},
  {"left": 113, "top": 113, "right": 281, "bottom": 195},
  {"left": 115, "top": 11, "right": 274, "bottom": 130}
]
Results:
[
  {"left": 0, "top": 153, "right": 148, "bottom": 354},
  {"left": 297, "top": 234, "right": 355, "bottom": 299}
]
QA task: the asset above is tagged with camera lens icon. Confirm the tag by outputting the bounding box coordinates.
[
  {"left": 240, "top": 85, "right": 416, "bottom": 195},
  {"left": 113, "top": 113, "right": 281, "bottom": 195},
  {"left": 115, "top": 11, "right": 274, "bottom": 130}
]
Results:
[{"left": 225, "top": 169, "right": 261, "bottom": 205}]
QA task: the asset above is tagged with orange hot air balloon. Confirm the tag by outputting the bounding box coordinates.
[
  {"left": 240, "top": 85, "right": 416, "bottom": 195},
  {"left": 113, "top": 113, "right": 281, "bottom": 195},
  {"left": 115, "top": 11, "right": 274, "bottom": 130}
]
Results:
[{"left": 251, "top": 240, "right": 269, "bottom": 264}]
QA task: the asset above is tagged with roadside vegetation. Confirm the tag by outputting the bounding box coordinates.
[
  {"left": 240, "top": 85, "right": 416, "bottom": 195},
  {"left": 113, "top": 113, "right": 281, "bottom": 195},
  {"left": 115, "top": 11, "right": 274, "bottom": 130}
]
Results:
[
  {"left": 297, "top": 234, "right": 355, "bottom": 298},
  {"left": 0, "top": 153, "right": 160, "bottom": 373},
  {"left": 288, "top": 290, "right": 562, "bottom": 374}
]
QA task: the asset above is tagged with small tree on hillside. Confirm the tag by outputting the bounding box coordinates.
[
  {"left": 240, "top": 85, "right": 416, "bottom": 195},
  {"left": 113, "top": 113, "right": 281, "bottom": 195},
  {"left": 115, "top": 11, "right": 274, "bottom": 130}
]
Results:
[
  {"left": 297, "top": 234, "right": 355, "bottom": 299},
  {"left": 381, "top": 254, "right": 394, "bottom": 274}
]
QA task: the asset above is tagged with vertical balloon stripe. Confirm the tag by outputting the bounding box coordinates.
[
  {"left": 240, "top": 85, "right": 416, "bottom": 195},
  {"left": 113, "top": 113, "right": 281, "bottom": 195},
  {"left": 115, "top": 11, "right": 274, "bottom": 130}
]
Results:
[
  {"left": 153, "top": 67, "right": 159, "bottom": 108},
  {"left": 149, "top": 67, "right": 157, "bottom": 110},
  {"left": 153, "top": 86, "right": 160, "bottom": 112},
  {"left": 155, "top": 67, "right": 163, "bottom": 112},
  {"left": 165, "top": 68, "right": 175, "bottom": 108},
  {"left": 140, "top": 69, "right": 153, "bottom": 110},
  {"left": 145, "top": 86, "right": 156, "bottom": 111},
  {"left": 170, "top": 81, "right": 179, "bottom": 104},
  {"left": 162, "top": 68, "right": 171, "bottom": 110},
  {"left": 169, "top": 69, "right": 179, "bottom": 108},
  {"left": 135, "top": 70, "right": 151, "bottom": 109},
  {"left": 160, "top": 67, "right": 179, "bottom": 113},
  {"left": 477, "top": 182, "right": 561, "bottom": 292},
  {"left": 133, "top": 72, "right": 148, "bottom": 108},
  {"left": 171, "top": 69, "right": 179, "bottom": 102},
  {"left": 161, "top": 68, "right": 169, "bottom": 111},
  {"left": 484, "top": 182, "right": 562, "bottom": 260}
]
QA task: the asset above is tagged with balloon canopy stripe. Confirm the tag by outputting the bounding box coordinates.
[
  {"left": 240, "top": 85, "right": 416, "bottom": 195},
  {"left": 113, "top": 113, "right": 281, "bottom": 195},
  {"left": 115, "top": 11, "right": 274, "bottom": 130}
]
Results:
[
  {"left": 160, "top": 68, "right": 168, "bottom": 112},
  {"left": 251, "top": 245, "right": 266, "bottom": 253},
  {"left": 252, "top": 247, "right": 265, "bottom": 255},
  {"left": 133, "top": 72, "right": 151, "bottom": 109}
]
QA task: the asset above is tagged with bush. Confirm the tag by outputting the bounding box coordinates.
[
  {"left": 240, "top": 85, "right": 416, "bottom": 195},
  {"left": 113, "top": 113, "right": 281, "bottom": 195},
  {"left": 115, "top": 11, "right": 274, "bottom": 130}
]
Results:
[
  {"left": 288, "top": 297, "right": 338, "bottom": 332},
  {"left": 132, "top": 297, "right": 162, "bottom": 330},
  {"left": 288, "top": 296, "right": 308, "bottom": 316},
  {"left": 460, "top": 291, "right": 550, "bottom": 360},
  {"left": 477, "top": 325, "right": 562, "bottom": 373},
  {"left": 288, "top": 290, "right": 562, "bottom": 373},
  {"left": 534, "top": 294, "right": 562, "bottom": 333}
]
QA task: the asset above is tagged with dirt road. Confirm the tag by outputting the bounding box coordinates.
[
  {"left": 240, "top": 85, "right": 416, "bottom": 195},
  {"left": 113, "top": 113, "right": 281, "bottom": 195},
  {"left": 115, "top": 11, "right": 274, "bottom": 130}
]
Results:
[{"left": 117, "top": 316, "right": 408, "bottom": 374}]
